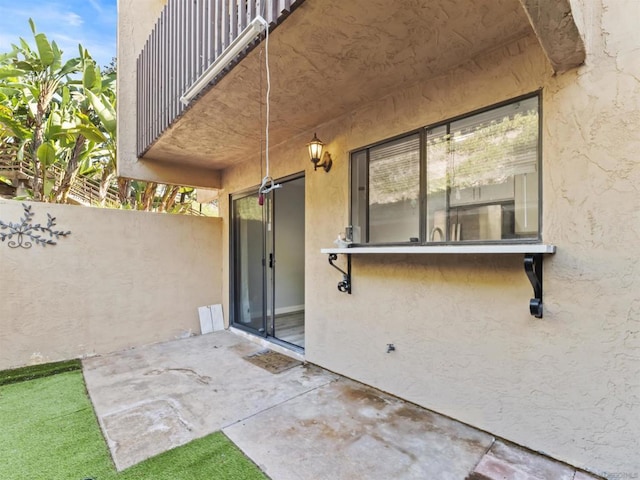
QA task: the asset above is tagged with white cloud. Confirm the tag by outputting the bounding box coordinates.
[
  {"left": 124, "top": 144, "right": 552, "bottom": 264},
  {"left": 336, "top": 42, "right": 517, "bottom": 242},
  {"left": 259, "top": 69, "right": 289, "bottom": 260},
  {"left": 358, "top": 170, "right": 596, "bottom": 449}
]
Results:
[
  {"left": 0, "top": 0, "right": 116, "bottom": 67},
  {"left": 88, "top": 0, "right": 104, "bottom": 14},
  {"left": 48, "top": 32, "right": 115, "bottom": 65},
  {"left": 63, "top": 12, "right": 84, "bottom": 28}
]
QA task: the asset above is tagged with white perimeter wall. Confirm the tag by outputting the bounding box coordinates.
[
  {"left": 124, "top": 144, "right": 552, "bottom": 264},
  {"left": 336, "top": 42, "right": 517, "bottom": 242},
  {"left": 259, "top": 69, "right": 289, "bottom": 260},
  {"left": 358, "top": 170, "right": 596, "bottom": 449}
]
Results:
[{"left": 0, "top": 200, "right": 222, "bottom": 370}]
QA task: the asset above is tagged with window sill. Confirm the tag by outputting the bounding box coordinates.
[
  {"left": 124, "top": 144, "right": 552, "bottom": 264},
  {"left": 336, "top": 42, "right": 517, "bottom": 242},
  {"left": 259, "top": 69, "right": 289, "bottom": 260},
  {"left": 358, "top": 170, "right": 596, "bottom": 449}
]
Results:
[
  {"left": 321, "top": 243, "right": 555, "bottom": 318},
  {"left": 320, "top": 244, "right": 556, "bottom": 255}
]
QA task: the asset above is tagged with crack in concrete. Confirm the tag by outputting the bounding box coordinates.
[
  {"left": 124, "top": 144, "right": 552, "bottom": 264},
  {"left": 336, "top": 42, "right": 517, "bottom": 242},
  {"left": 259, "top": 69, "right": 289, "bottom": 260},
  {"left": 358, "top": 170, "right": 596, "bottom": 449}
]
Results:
[{"left": 221, "top": 376, "right": 340, "bottom": 431}]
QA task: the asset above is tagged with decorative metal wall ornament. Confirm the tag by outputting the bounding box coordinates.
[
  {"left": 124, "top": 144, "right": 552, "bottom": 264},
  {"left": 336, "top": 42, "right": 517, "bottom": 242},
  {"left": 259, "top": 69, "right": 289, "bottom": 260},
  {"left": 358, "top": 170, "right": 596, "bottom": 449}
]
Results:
[{"left": 0, "top": 203, "right": 71, "bottom": 249}]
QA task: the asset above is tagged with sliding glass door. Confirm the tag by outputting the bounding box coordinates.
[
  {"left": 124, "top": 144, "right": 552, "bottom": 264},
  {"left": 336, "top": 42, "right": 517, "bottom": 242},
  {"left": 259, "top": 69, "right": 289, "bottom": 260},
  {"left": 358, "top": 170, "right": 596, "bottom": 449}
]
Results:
[{"left": 231, "top": 176, "right": 305, "bottom": 349}]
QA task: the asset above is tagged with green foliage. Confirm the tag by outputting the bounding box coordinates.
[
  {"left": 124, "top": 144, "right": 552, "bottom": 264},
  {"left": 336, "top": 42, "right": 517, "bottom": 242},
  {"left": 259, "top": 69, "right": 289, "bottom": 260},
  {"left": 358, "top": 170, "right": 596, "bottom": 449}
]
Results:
[
  {"left": 74, "top": 117, "right": 107, "bottom": 143},
  {"left": 0, "top": 19, "right": 116, "bottom": 202},
  {"left": 86, "top": 89, "right": 116, "bottom": 134},
  {"left": 449, "top": 111, "right": 538, "bottom": 188},
  {"left": 34, "top": 33, "right": 55, "bottom": 67},
  {"left": 0, "top": 104, "right": 31, "bottom": 138},
  {"left": 0, "top": 67, "right": 26, "bottom": 79},
  {"left": 0, "top": 21, "right": 200, "bottom": 215},
  {"left": 36, "top": 141, "right": 56, "bottom": 166},
  {"left": 82, "top": 60, "right": 102, "bottom": 93}
]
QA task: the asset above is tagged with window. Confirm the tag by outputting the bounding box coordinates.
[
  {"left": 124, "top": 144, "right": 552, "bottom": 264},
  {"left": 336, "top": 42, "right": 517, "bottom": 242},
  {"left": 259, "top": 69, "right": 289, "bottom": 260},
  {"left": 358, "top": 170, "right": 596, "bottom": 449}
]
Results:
[{"left": 350, "top": 94, "right": 540, "bottom": 244}]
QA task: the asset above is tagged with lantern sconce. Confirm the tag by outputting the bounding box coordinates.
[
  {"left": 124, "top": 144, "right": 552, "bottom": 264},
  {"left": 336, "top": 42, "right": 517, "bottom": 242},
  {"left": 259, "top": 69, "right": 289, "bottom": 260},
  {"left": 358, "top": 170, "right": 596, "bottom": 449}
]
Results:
[{"left": 307, "top": 133, "right": 332, "bottom": 172}]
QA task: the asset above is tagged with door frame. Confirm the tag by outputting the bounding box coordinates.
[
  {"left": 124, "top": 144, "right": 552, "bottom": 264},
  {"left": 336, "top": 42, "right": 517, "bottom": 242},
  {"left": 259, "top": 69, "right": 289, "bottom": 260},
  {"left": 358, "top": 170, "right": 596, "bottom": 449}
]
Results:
[{"left": 229, "top": 172, "right": 306, "bottom": 346}]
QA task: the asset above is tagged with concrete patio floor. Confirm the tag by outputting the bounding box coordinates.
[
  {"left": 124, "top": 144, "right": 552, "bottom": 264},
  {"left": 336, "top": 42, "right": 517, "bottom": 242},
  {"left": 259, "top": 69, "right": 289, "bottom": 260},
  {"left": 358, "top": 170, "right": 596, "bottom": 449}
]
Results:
[{"left": 82, "top": 331, "right": 602, "bottom": 479}]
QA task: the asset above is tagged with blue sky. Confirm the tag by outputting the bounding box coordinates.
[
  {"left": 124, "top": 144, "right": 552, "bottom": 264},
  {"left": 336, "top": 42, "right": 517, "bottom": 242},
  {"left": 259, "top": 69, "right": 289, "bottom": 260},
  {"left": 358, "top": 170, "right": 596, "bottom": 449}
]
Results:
[{"left": 0, "top": 0, "right": 117, "bottom": 68}]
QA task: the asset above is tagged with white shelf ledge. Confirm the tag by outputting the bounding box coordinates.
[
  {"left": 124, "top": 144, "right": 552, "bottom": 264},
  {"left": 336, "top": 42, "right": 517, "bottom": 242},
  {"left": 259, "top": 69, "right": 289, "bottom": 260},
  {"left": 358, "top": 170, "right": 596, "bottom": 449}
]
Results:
[
  {"left": 321, "top": 243, "right": 555, "bottom": 317},
  {"left": 321, "top": 244, "right": 556, "bottom": 255}
]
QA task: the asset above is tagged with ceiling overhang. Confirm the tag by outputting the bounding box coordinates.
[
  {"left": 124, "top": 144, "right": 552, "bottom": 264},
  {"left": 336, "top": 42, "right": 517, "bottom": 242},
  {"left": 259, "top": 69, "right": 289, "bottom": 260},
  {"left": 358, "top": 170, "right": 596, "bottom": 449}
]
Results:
[
  {"left": 517, "top": 0, "right": 585, "bottom": 73},
  {"left": 141, "top": 0, "right": 584, "bottom": 173}
]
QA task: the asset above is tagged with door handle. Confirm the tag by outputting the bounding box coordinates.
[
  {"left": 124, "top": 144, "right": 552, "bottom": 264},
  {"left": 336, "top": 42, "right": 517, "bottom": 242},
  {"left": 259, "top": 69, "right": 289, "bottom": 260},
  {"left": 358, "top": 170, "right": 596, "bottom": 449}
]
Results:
[{"left": 269, "top": 253, "right": 274, "bottom": 268}]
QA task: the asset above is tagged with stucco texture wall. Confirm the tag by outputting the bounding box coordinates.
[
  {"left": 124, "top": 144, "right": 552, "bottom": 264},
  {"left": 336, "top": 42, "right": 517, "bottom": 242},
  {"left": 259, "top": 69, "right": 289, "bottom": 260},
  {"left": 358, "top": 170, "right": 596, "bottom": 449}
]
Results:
[
  {"left": 0, "top": 200, "right": 222, "bottom": 370},
  {"left": 217, "top": 1, "right": 640, "bottom": 475},
  {"left": 116, "top": 0, "right": 221, "bottom": 187},
  {"left": 117, "top": 0, "right": 165, "bottom": 179}
]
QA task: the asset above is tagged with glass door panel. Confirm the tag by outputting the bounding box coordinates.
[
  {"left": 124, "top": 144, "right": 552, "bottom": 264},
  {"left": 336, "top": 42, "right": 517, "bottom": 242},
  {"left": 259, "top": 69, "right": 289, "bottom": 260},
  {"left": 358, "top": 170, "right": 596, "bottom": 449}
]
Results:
[
  {"left": 272, "top": 176, "right": 305, "bottom": 348},
  {"left": 231, "top": 193, "right": 266, "bottom": 335}
]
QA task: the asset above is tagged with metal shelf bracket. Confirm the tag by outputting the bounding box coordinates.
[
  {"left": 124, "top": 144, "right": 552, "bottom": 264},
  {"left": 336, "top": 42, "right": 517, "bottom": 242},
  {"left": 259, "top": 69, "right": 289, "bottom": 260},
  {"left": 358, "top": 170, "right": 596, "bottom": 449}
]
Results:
[
  {"left": 324, "top": 248, "right": 553, "bottom": 316},
  {"left": 524, "top": 253, "right": 544, "bottom": 318},
  {"left": 328, "top": 253, "right": 351, "bottom": 294}
]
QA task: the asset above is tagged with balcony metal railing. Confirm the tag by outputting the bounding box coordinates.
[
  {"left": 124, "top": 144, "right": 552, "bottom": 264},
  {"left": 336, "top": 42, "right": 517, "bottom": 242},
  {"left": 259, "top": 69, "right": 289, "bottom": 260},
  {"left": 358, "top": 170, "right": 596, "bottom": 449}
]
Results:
[{"left": 137, "top": 0, "right": 302, "bottom": 157}]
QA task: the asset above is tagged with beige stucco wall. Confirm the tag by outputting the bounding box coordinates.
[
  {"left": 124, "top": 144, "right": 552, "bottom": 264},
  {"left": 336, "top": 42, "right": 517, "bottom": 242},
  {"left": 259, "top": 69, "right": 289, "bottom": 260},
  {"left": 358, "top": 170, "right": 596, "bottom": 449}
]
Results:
[
  {"left": 215, "top": 1, "right": 640, "bottom": 475},
  {"left": 116, "top": 0, "right": 221, "bottom": 187},
  {"left": 0, "top": 200, "right": 222, "bottom": 370}
]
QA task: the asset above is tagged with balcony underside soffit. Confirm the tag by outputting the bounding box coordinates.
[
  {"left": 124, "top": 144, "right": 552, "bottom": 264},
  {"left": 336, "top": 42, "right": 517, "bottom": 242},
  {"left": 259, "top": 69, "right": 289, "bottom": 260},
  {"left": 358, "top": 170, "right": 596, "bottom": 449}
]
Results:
[{"left": 142, "top": 0, "right": 584, "bottom": 171}]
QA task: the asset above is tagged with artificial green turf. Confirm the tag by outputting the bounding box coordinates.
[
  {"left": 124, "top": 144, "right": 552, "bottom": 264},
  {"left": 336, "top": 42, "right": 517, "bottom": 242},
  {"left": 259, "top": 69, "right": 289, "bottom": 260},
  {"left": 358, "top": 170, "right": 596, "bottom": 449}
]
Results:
[
  {"left": 0, "top": 370, "right": 267, "bottom": 480},
  {"left": 0, "top": 359, "right": 82, "bottom": 386}
]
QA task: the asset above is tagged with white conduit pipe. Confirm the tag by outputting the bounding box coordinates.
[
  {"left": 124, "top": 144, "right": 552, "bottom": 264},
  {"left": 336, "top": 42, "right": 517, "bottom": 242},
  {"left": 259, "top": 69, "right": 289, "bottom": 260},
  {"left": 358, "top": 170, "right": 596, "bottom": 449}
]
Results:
[{"left": 257, "top": 16, "right": 280, "bottom": 205}]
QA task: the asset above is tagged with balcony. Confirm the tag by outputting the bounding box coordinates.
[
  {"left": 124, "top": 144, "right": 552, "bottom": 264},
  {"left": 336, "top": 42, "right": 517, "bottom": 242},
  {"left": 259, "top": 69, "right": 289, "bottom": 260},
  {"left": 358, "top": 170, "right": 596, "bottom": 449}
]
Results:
[
  {"left": 136, "top": 0, "right": 302, "bottom": 159},
  {"left": 127, "top": 0, "right": 584, "bottom": 186}
]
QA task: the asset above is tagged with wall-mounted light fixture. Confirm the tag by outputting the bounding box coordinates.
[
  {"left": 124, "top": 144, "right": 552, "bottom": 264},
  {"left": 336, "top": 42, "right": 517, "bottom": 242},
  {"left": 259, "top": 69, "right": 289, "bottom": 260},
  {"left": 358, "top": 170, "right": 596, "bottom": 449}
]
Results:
[{"left": 307, "top": 133, "right": 332, "bottom": 172}]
